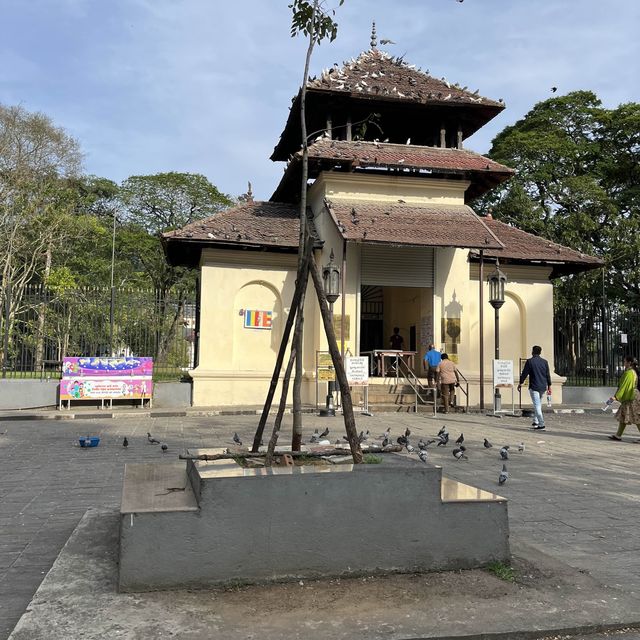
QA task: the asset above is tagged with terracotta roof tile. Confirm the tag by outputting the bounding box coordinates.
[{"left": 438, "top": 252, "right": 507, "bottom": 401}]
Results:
[
  {"left": 309, "top": 49, "right": 503, "bottom": 108},
  {"left": 475, "top": 218, "right": 603, "bottom": 272},
  {"left": 305, "top": 139, "right": 514, "bottom": 174},
  {"left": 326, "top": 200, "right": 504, "bottom": 249},
  {"left": 162, "top": 201, "right": 301, "bottom": 248}
]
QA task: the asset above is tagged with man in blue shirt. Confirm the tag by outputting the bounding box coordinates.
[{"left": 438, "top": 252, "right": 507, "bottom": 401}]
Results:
[
  {"left": 517, "top": 345, "right": 552, "bottom": 430},
  {"left": 423, "top": 344, "right": 442, "bottom": 388}
]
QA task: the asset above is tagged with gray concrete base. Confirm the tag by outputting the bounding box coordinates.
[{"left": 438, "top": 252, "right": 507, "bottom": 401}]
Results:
[
  {"left": 119, "top": 451, "right": 509, "bottom": 592},
  {"left": 0, "top": 380, "right": 192, "bottom": 410},
  {"left": 9, "top": 509, "right": 640, "bottom": 640}
]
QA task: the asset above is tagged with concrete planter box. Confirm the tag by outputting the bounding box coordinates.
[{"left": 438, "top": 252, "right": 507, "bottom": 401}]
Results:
[{"left": 119, "top": 452, "right": 509, "bottom": 592}]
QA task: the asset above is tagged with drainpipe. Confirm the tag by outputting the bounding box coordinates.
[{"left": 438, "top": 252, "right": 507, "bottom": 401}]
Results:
[{"left": 479, "top": 250, "right": 485, "bottom": 411}]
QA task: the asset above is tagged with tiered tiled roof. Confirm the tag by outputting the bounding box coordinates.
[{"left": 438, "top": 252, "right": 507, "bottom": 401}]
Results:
[
  {"left": 307, "top": 49, "right": 503, "bottom": 109},
  {"left": 162, "top": 201, "right": 303, "bottom": 266},
  {"left": 164, "top": 203, "right": 602, "bottom": 277},
  {"left": 271, "top": 139, "right": 514, "bottom": 202},
  {"left": 472, "top": 217, "right": 603, "bottom": 276},
  {"left": 271, "top": 48, "right": 505, "bottom": 160},
  {"left": 325, "top": 200, "right": 503, "bottom": 249}
]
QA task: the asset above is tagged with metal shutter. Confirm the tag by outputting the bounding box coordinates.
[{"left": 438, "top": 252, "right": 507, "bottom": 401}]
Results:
[{"left": 361, "top": 245, "right": 434, "bottom": 287}]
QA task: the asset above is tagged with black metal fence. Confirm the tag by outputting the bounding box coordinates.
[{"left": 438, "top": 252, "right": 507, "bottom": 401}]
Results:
[
  {"left": 554, "top": 305, "right": 640, "bottom": 386},
  {"left": 0, "top": 285, "right": 196, "bottom": 380}
]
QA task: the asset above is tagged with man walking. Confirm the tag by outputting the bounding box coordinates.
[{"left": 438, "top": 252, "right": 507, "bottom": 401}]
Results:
[
  {"left": 423, "top": 343, "right": 441, "bottom": 388},
  {"left": 437, "top": 353, "right": 460, "bottom": 413},
  {"left": 517, "top": 345, "right": 552, "bottom": 430}
]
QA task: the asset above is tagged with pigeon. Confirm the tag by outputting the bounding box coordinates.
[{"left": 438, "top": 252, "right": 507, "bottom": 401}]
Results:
[
  {"left": 397, "top": 435, "right": 409, "bottom": 447},
  {"left": 147, "top": 432, "right": 160, "bottom": 444},
  {"left": 453, "top": 447, "right": 468, "bottom": 461},
  {"left": 123, "top": 437, "right": 129, "bottom": 448},
  {"left": 455, "top": 433, "right": 464, "bottom": 445},
  {"left": 404, "top": 427, "right": 411, "bottom": 438},
  {"left": 499, "top": 464, "right": 509, "bottom": 485},
  {"left": 382, "top": 435, "right": 391, "bottom": 448},
  {"left": 551, "top": 86, "right": 557, "bottom": 92},
  {"left": 517, "top": 442, "right": 525, "bottom": 453},
  {"left": 310, "top": 428, "right": 320, "bottom": 443},
  {"left": 380, "top": 38, "right": 396, "bottom": 45},
  {"left": 406, "top": 443, "right": 415, "bottom": 454},
  {"left": 319, "top": 427, "right": 329, "bottom": 438},
  {"left": 379, "top": 427, "right": 391, "bottom": 440},
  {"left": 358, "top": 430, "right": 366, "bottom": 443},
  {"left": 335, "top": 439, "right": 342, "bottom": 445},
  {"left": 437, "top": 434, "right": 449, "bottom": 447},
  {"left": 437, "top": 425, "right": 447, "bottom": 437},
  {"left": 161, "top": 443, "right": 168, "bottom": 453},
  {"left": 418, "top": 449, "right": 429, "bottom": 463},
  {"left": 483, "top": 438, "right": 493, "bottom": 449},
  {"left": 419, "top": 438, "right": 438, "bottom": 450},
  {"left": 500, "top": 446, "right": 509, "bottom": 460},
  {"left": 233, "top": 432, "right": 242, "bottom": 446}
]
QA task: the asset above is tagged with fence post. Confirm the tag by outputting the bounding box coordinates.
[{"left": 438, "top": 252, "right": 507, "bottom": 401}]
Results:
[{"left": 2, "top": 282, "right": 10, "bottom": 379}]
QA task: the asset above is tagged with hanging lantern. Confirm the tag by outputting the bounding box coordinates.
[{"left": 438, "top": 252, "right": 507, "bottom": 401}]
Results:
[{"left": 322, "top": 249, "right": 341, "bottom": 305}]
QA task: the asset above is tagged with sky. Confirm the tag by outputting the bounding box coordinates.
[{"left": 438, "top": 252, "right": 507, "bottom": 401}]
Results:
[{"left": 2, "top": 0, "right": 639, "bottom": 201}]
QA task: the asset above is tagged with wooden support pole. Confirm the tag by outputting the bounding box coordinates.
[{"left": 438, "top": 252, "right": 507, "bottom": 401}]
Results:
[
  {"left": 440, "top": 125, "right": 446, "bottom": 148},
  {"left": 457, "top": 126, "right": 463, "bottom": 149},
  {"left": 346, "top": 116, "right": 352, "bottom": 141}
]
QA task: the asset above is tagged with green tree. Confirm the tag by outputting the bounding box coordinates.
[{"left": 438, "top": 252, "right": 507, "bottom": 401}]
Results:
[
  {"left": 119, "top": 172, "right": 232, "bottom": 360},
  {"left": 477, "top": 91, "right": 640, "bottom": 306}
]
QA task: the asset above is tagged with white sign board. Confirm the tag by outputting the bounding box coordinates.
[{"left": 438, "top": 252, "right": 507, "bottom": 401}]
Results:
[
  {"left": 346, "top": 357, "right": 369, "bottom": 386},
  {"left": 493, "top": 359, "right": 514, "bottom": 387}
]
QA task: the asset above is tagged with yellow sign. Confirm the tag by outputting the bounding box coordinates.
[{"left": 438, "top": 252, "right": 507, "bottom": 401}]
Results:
[
  {"left": 318, "top": 368, "right": 335, "bottom": 381},
  {"left": 317, "top": 352, "right": 333, "bottom": 367},
  {"left": 333, "top": 314, "right": 350, "bottom": 341}
]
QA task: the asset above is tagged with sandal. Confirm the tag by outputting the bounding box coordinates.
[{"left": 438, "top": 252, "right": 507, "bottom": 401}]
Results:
[{"left": 608, "top": 435, "right": 622, "bottom": 441}]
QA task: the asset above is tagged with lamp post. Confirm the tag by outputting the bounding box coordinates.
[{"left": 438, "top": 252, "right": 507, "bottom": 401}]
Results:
[
  {"left": 488, "top": 263, "right": 507, "bottom": 413},
  {"left": 320, "top": 249, "right": 340, "bottom": 417}
]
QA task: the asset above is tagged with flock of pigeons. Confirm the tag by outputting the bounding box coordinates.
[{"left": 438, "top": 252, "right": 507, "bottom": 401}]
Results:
[
  {"left": 120, "top": 433, "right": 168, "bottom": 452},
  {"left": 133, "top": 426, "right": 523, "bottom": 486},
  {"left": 305, "top": 424, "right": 524, "bottom": 486}
]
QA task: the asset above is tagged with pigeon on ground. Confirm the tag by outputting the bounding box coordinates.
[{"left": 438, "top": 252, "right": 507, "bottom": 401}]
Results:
[
  {"left": 358, "top": 430, "right": 369, "bottom": 443},
  {"left": 310, "top": 429, "right": 320, "bottom": 443},
  {"left": 499, "top": 464, "right": 509, "bottom": 485},
  {"left": 483, "top": 438, "right": 493, "bottom": 449},
  {"left": 404, "top": 427, "right": 411, "bottom": 438},
  {"left": 406, "top": 443, "right": 415, "bottom": 453},
  {"left": 455, "top": 433, "right": 464, "bottom": 445},
  {"left": 517, "top": 442, "right": 525, "bottom": 453},
  {"left": 379, "top": 427, "right": 391, "bottom": 440},
  {"left": 382, "top": 435, "right": 390, "bottom": 448},
  {"left": 437, "top": 433, "right": 449, "bottom": 446},
  {"left": 500, "top": 446, "right": 509, "bottom": 460},
  {"left": 453, "top": 447, "right": 468, "bottom": 461},
  {"left": 147, "top": 432, "right": 160, "bottom": 444},
  {"left": 437, "top": 426, "right": 447, "bottom": 437},
  {"left": 419, "top": 438, "right": 438, "bottom": 449},
  {"left": 123, "top": 437, "right": 129, "bottom": 448},
  {"left": 397, "top": 435, "right": 409, "bottom": 447},
  {"left": 319, "top": 427, "right": 329, "bottom": 438},
  {"left": 335, "top": 439, "right": 342, "bottom": 445},
  {"left": 233, "top": 432, "right": 242, "bottom": 446},
  {"left": 161, "top": 443, "right": 168, "bottom": 453},
  {"left": 418, "top": 449, "right": 429, "bottom": 463}
]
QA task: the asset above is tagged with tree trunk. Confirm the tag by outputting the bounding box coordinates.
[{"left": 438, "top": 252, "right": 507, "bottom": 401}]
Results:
[
  {"left": 35, "top": 248, "right": 53, "bottom": 370},
  {"left": 265, "top": 318, "right": 300, "bottom": 466},
  {"left": 252, "top": 236, "right": 313, "bottom": 452},
  {"left": 291, "top": 1, "right": 318, "bottom": 451},
  {"left": 309, "top": 253, "right": 362, "bottom": 464}
]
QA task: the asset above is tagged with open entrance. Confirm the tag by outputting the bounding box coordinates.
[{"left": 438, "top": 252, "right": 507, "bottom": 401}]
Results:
[{"left": 359, "top": 284, "right": 433, "bottom": 374}]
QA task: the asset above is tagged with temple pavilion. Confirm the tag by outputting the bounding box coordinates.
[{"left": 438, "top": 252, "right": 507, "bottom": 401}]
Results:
[{"left": 163, "top": 29, "right": 601, "bottom": 409}]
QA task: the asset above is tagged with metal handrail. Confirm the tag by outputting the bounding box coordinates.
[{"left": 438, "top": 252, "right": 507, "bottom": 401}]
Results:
[
  {"left": 455, "top": 369, "right": 470, "bottom": 413},
  {"left": 396, "top": 357, "right": 437, "bottom": 415}
]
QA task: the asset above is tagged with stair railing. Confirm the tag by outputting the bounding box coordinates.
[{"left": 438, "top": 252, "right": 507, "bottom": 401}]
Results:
[{"left": 396, "top": 357, "right": 437, "bottom": 415}]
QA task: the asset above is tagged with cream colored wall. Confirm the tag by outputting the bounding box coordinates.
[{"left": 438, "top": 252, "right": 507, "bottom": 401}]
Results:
[
  {"left": 191, "top": 249, "right": 317, "bottom": 406},
  {"left": 190, "top": 169, "right": 561, "bottom": 408},
  {"left": 316, "top": 173, "right": 470, "bottom": 206}
]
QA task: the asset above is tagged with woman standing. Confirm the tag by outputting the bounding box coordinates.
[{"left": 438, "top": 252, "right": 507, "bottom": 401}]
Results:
[{"left": 608, "top": 355, "right": 640, "bottom": 441}]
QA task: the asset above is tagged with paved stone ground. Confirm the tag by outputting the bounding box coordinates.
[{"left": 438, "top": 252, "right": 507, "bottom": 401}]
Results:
[{"left": 1, "top": 409, "right": 639, "bottom": 638}]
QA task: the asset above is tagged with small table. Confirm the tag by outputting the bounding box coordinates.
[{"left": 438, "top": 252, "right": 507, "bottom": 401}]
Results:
[{"left": 374, "top": 350, "right": 417, "bottom": 379}]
